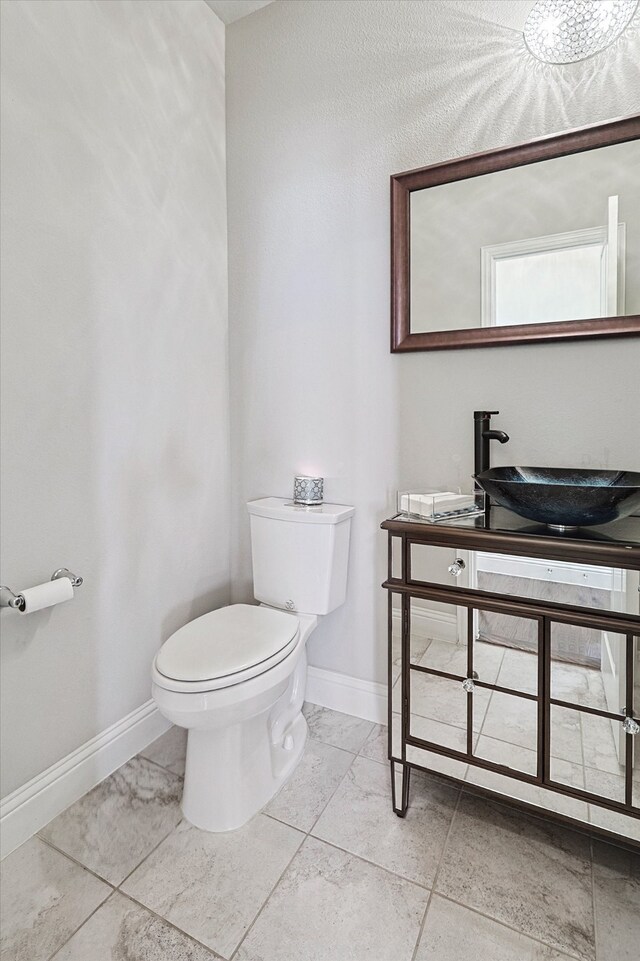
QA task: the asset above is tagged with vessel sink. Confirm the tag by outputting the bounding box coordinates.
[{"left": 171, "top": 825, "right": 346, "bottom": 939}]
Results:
[{"left": 475, "top": 467, "right": 640, "bottom": 530}]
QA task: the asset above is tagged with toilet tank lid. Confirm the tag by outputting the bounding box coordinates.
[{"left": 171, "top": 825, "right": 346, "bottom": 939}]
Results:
[{"left": 248, "top": 497, "right": 354, "bottom": 524}]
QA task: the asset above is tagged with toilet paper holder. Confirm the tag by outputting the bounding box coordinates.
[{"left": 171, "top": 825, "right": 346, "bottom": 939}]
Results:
[{"left": 0, "top": 568, "right": 84, "bottom": 611}]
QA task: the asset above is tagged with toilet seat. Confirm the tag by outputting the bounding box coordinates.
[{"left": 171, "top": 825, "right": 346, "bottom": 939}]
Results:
[{"left": 153, "top": 604, "right": 300, "bottom": 693}]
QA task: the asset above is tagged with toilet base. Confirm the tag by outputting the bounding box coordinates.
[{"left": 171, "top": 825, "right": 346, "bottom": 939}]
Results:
[
  {"left": 161, "top": 643, "right": 309, "bottom": 832},
  {"left": 181, "top": 707, "right": 307, "bottom": 832}
]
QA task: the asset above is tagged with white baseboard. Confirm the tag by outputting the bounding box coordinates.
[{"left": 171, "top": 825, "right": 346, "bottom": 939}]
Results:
[
  {"left": 392, "top": 606, "right": 458, "bottom": 643},
  {"left": 306, "top": 665, "right": 387, "bottom": 724},
  {"left": 0, "top": 700, "right": 170, "bottom": 860}
]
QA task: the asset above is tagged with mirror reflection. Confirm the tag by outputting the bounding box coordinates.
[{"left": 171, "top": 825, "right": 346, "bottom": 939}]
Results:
[{"left": 410, "top": 140, "right": 639, "bottom": 334}]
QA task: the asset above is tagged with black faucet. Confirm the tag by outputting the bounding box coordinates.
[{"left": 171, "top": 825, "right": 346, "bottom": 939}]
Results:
[{"left": 474, "top": 411, "right": 509, "bottom": 503}]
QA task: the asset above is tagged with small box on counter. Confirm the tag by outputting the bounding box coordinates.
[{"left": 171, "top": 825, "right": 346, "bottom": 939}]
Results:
[{"left": 397, "top": 489, "right": 485, "bottom": 523}]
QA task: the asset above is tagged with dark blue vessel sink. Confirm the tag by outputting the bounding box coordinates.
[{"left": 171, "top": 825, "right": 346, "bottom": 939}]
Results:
[{"left": 475, "top": 467, "right": 640, "bottom": 530}]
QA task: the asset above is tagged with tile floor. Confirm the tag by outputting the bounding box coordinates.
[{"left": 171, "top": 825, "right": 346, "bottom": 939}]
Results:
[{"left": 1, "top": 703, "right": 638, "bottom": 961}]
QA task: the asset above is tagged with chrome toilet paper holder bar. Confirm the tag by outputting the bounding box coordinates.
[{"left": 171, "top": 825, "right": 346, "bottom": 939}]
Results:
[
  {"left": 0, "top": 568, "right": 84, "bottom": 611},
  {"left": 51, "top": 568, "right": 84, "bottom": 588}
]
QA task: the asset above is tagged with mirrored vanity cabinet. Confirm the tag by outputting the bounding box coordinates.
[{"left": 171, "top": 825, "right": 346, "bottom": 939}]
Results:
[{"left": 382, "top": 509, "right": 640, "bottom": 846}]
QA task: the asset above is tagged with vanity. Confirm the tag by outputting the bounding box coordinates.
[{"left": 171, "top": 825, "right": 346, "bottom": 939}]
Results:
[
  {"left": 384, "top": 114, "right": 640, "bottom": 847},
  {"left": 382, "top": 507, "right": 640, "bottom": 846}
]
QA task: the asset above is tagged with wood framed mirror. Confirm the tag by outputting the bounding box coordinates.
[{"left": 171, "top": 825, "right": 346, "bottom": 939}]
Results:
[{"left": 391, "top": 115, "right": 640, "bottom": 352}]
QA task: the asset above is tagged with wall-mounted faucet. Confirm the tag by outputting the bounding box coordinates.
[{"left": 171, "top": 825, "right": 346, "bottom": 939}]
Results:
[{"left": 473, "top": 411, "right": 509, "bottom": 503}]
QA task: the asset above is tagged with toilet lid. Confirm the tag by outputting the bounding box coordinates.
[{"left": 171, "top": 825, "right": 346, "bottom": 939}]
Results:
[{"left": 155, "top": 604, "right": 300, "bottom": 683}]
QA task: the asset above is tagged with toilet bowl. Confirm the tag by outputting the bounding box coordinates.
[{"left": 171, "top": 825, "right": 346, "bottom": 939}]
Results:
[{"left": 151, "top": 497, "right": 353, "bottom": 832}]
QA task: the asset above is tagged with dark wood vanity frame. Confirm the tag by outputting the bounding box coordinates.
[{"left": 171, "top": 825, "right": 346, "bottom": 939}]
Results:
[
  {"left": 391, "top": 114, "right": 640, "bottom": 351},
  {"left": 382, "top": 514, "right": 640, "bottom": 848}
]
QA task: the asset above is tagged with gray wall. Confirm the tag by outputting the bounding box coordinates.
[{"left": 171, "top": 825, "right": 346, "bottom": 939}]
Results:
[
  {"left": 0, "top": 0, "right": 229, "bottom": 796},
  {"left": 226, "top": 0, "right": 640, "bottom": 687}
]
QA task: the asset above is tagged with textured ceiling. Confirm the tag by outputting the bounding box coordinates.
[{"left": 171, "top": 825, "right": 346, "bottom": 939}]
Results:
[
  {"left": 204, "top": 1, "right": 535, "bottom": 31},
  {"left": 444, "top": 1, "right": 534, "bottom": 31},
  {"left": 204, "top": 0, "right": 274, "bottom": 25}
]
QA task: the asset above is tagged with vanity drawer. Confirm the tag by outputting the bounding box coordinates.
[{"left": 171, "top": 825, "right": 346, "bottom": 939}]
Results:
[{"left": 406, "top": 542, "right": 640, "bottom": 618}]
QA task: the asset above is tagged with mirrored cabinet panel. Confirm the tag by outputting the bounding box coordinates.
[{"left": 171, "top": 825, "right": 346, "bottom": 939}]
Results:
[
  {"left": 390, "top": 535, "right": 403, "bottom": 580},
  {"left": 409, "top": 543, "right": 640, "bottom": 617},
  {"left": 388, "top": 590, "right": 403, "bottom": 762},
  {"left": 477, "top": 690, "right": 539, "bottom": 773}
]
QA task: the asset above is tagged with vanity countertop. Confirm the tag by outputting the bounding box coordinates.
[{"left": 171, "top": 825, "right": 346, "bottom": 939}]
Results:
[{"left": 381, "top": 506, "right": 640, "bottom": 569}]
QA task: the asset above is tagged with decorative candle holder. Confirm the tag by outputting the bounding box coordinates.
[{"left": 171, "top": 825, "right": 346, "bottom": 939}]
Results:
[{"left": 293, "top": 475, "right": 324, "bottom": 506}]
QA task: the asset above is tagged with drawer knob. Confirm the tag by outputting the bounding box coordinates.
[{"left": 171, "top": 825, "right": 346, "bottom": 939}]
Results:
[
  {"left": 623, "top": 716, "right": 639, "bottom": 736},
  {"left": 462, "top": 678, "right": 475, "bottom": 693},
  {"left": 448, "top": 558, "right": 466, "bottom": 577}
]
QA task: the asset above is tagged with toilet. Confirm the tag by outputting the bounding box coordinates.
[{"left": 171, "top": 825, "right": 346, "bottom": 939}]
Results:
[{"left": 151, "top": 496, "right": 354, "bottom": 832}]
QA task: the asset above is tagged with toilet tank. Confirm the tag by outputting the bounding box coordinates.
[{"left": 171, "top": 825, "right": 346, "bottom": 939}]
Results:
[{"left": 248, "top": 497, "right": 354, "bottom": 615}]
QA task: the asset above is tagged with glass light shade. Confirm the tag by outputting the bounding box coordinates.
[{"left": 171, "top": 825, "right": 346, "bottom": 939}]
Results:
[{"left": 524, "top": 0, "right": 638, "bottom": 64}]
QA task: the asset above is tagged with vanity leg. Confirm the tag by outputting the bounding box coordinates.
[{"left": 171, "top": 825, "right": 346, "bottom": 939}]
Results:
[{"left": 391, "top": 760, "right": 410, "bottom": 817}]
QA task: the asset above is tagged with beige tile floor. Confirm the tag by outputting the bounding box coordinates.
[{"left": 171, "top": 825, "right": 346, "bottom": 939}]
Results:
[{"left": 1, "top": 703, "right": 638, "bottom": 961}]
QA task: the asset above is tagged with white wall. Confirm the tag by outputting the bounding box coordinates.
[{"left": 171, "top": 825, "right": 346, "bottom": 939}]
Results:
[
  {"left": 226, "top": 0, "right": 640, "bottom": 688},
  {"left": 0, "top": 0, "right": 228, "bottom": 797}
]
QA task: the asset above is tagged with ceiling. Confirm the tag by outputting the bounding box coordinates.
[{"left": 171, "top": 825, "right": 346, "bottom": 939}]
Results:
[
  {"left": 203, "top": 1, "right": 534, "bottom": 29},
  {"left": 443, "top": 1, "right": 534, "bottom": 31},
  {"left": 204, "top": 0, "right": 274, "bottom": 25}
]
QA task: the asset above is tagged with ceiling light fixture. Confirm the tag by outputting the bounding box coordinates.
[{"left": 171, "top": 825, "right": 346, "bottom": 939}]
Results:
[{"left": 524, "top": 0, "right": 638, "bottom": 63}]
